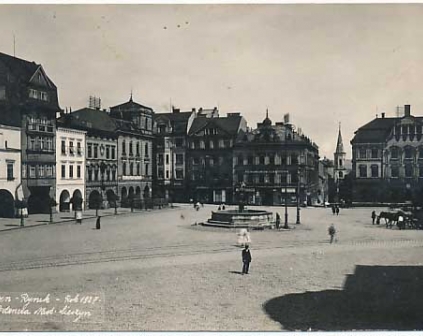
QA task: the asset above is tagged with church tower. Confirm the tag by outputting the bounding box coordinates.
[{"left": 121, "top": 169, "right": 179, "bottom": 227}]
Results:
[{"left": 334, "top": 123, "right": 347, "bottom": 183}]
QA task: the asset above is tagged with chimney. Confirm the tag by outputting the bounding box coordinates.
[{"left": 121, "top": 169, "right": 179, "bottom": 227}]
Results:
[
  {"left": 404, "top": 104, "right": 411, "bottom": 117},
  {"left": 381, "top": 112, "right": 385, "bottom": 118}
]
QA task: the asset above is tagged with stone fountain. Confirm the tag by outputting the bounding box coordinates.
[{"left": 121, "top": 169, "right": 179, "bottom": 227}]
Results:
[{"left": 203, "top": 183, "right": 273, "bottom": 229}]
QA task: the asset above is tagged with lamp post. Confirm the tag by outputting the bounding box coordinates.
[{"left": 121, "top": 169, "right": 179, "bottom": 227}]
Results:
[
  {"left": 296, "top": 166, "right": 301, "bottom": 224},
  {"left": 283, "top": 131, "right": 289, "bottom": 229}
]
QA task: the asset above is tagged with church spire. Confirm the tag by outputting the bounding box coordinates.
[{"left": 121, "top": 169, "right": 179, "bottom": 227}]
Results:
[
  {"left": 336, "top": 122, "right": 345, "bottom": 154},
  {"left": 129, "top": 88, "right": 133, "bottom": 102}
]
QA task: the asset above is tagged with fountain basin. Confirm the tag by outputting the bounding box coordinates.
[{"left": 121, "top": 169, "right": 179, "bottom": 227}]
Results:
[{"left": 204, "top": 209, "right": 274, "bottom": 229}]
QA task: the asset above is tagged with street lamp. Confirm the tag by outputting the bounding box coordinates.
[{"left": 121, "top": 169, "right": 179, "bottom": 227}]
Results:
[
  {"left": 296, "top": 166, "right": 301, "bottom": 224},
  {"left": 283, "top": 131, "right": 289, "bottom": 229}
]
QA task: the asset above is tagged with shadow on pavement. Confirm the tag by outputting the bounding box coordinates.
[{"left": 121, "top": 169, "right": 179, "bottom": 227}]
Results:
[
  {"left": 263, "top": 265, "right": 423, "bottom": 331},
  {"left": 229, "top": 271, "right": 243, "bottom": 275}
]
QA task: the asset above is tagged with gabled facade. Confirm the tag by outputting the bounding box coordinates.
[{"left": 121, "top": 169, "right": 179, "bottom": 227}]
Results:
[
  {"left": 233, "top": 112, "right": 320, "bottom": 206},
  {"left": 187, "top": 110, "right": 247, "bottom": 204},
  {"left": 57, "top": 108, "right": 118, "bottom": 210},
  {"left": 110, "top": 97, "right": 155, "bottom": 206},
  {"left": 153, "top": 107, "right": 195, "bottom": 202},
  {"left": 0, "top": 52, "right": 60, "bottom": 214},
  {"left": 55, "top": 127, "right": 86, "bottom": 212},
  {"left": 351, "top": 104, "right": 423, "bottom": 203}
]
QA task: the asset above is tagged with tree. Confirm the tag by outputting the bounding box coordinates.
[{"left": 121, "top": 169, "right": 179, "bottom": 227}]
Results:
[{"left": 91, "top": 193, "right": 103, "bottom": 217}]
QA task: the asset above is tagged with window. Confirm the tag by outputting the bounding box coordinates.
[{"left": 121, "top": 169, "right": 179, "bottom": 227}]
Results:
[
  {"left": 158, "top": 168, "right": 164, "bottom": 179},
  {"left": 269, "top": 174, "right": 275, "bottom": 184},
  {"left": 6, "top": 163, "right": 14, "bottom": 180},
  {"left": 404, "top": 147, "right": 413, "bottom": 160},
  {"left": 61, "top": 140, "right": 66, "bottom": 154},
  {"left": 166, "top": 154, "right": 169, "bottom": 165},
  {"left": 112, "top": 170, "right": 116, "bottom": 181},
  {"left": 259, "top": 175, "right": 265, "bottom": 184},
  {"left": 94, "top": 145, "right": 98, "bottom": 159},
  {"left": 200, "top": 141, "right": 205, "bottom": 149},
  {"left": 145, "top": 164, "right": 149, "bottom": 176},
  {"left": 175, "top": 138, "right": 183, "bottom": 147},
  {"left": 111, "top": 146, "right": 115, "bottom": 160},
  {"left": 87, "top": 144, "right": 92, "bottom": 158},
  {"left": 30, "top": 166, "right": 36, "bottom": 178},
  {"left": 77, "top": 166, "right": 81, "bottom": 178},
  {"left": 269, "top": 156, "right": 275, "bottom": 165},
  {"left": 29, "top": 136, "right": 35, "bottom": 150},
  {"left": 371, "top": 165, "right": 378, "bottom": 178},
  {"left": 46, "top": 165, "right": 53, "bottom": 177},
  {"left": 371, "top": 149, "right": 379, "bottom": 159},
  {"left": 122, "top": 163, "right": 126, "bottom": 175},
  {"left": 136, "top": 143, "right": 140, "bottom": 156},
  {"left": 391, "top": 147, "right": 399, "bottom": 159},
  {"left": 280, "top": 173, "right": 287, "bottom": 184},
  {"left": 77, "top": 142, "right": 82, "bottom": 155},
  {"left": 145, "top": 143, "right": 149, "bottom": 157},
  {"left": 130, "top": 163, "right": 134, "bottom": 176},
  {"left": 339, "top": 171, "right": 344, "bottom": 179},
  {"left": 122, "top": 141, "right": 126, "bottom": 154},
  {"left": 61, "top": 165, "right": 66, "bottom": 178},
  {"left": 359, "top": 165, "right": 367, "bottom": 178},
  {"left": 158, "top": 154, "right": 164, "bottom": 165},
  {"left": 106, "top": 146, "right": 110, "bottom": 159},
  {"left": 38, "top": 165, "right": 45, "bottom": 177},
  {"left": 166, "top": 170, "right": 169, "bottom": 179},
  {"left": 391, "top": 166, "right": 399, "bottom": 178},
  {"left": 209, "top": 141, "right": 214, "bottom": 149},
  {"left": 219, "top": 140, "right": 224, "bottom": 148},
  {"left": 405, "top": 164, "right": 413, "bottom": 178},
  {"left": 129, "top": 142, "right": 133, "bottom": 155},
  {"left": 137, "top": 163, "right": 140, "bottom": 175},
  {"left": 248, "top": 156, "right": 254, "bottom": 165},
  {"left": 237, "top": 173, "right": 244, "bottom": 183},
  {"left": 359, "top": 148, "right": 367, "bottom": 159},
  {"left": 176, "top": 154, "right": 183, "bottom": 165},
  {"left": 69, "top": 165, "right": 74, "bottom": 178},
  {"left": 88, "top": 168, "right": 92, "bottom": 182},
  {"left": 69, "top": 141, "right": 74, "bottom": 155},
  {"left": 247, "top": 174, "right": 253, "bottom": 184},
  {"left": 237, "top": 156, "right": 243, "bottom": 165},
  {"left": 176, "top": 169, "right": 183, "bottom": 179}
]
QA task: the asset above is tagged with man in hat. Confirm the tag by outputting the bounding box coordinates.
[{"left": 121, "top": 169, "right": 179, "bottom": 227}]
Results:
[{"left": 242, "top": 245, "right": 252, "bottom": 274}]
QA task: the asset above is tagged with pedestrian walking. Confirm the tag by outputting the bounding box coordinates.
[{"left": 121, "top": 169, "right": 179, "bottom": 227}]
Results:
[
  {"left": 331, "top": 205, "right": 335, "bottom": 215},
  {"left": 96, "top": 216, "right": 101, "bottom": 230},
  {"left": 371, "top": 210, "right": 376, "bottom": 225},
  {"left": 242, "top": 245, "right": 252, "bottom": 274},
  {"left": 275, "top": 212, "right": 281, "bottom": 230},
  {"left": 218, "top": 205, "right": 222, "bottom": 211},
  {"left": 222, "top": 204, "right": 226, "bottom": 210},
  {"left": 328, "top": 224, "right": 336, "bottom": 243},
  {"left": 335, "top": 206, "right": 340, "bottom": 216}
]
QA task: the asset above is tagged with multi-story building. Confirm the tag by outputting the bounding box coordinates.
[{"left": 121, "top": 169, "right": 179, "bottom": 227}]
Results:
[
  {"left": 57, "top": 108, "right": 118, "bottom": 209},
  {"left": 153, "top": 107, "right": 196, "bottom": 202},
  {"left": 187, "top": 108, "right": 247, "bottom": 204},
  {"left": 0, "top": 124, "right": 21, "bottom": 217},
  {"left": 351, "top": 104, "right": 423, "bottom": 203},
  {"left": 233, "top": 112, "right": 320, "bottom": 206},
  {"left": 110, "top": 96, "right": 155, "bottom": 205},
  {"left": 318, "top": 157, "right": 334, "bottom": 205},
  {"left": 55, "top": 126, "right": 86, "bottom": 212},
  {"left": 0, "top": 52, "right": 60, "bottom": 214}
]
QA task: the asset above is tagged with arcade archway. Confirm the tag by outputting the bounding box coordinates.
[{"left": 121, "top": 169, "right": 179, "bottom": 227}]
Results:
[{"left": 0, "top": 189, "right": 14, "bottom": 218}]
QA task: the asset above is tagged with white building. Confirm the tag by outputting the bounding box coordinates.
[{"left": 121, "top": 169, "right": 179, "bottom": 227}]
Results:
[
  {"left": 0, "top": 124, "right": 21, "bottom": 217},
  {"left": 56, "top": 127, "right": 86, "bottom": 212}
]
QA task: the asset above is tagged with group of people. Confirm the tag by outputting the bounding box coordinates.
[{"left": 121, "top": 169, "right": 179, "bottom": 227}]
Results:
[
  {"left": 217, "top": 204, "right": 226, "bottom": 211},
  {"left": 331, "top": 204, "right": 340, "bottom": 216}
]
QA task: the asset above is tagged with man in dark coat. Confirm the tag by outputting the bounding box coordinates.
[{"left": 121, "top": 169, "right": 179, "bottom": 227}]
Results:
[{"left": 242, "top": 245, "right": 252, "bottom": 274}]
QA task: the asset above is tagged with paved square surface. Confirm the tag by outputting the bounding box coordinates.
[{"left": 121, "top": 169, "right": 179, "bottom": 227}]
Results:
[{"left": 0, "top": 204, "right": 422, "bottom": 331}]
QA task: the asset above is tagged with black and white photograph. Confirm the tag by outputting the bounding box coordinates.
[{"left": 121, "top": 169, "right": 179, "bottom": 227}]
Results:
[{"left": 0, "top": 3, "right": 422, "bottom": 332}]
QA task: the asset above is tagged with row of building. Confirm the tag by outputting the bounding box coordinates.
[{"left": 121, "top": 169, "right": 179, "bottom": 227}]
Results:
[{"left": 2, "top": 51, "right": 420, "bottom": 217}]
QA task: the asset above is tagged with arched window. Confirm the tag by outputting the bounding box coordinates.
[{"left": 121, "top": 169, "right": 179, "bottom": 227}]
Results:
[{"left": 391, "top": 147, "right": 399, "bottom": 159}]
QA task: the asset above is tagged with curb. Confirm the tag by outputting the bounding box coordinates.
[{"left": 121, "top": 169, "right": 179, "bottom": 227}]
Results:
[{"left": 0, "top": 206, "right": 180, "bottom": 233}]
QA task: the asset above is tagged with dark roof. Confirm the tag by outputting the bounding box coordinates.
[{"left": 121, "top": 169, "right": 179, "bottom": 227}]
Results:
[
  {"left": 188, "top": 115, "right": 243, "bottom": 136},
  {"left": 110, "top": 98, "right": 153, "bottom": 112},
  {"left": 154, "top": 111, "right": 192, "bottom": 122},
  {"left": 57, "top": 108, "right": 117, "bottom": 134},
  {"left": 351, "top": 117, "right": 397, "bottom": 144},
  {"left": 0, "top": 52, "right": 39, "bottom": 82}
]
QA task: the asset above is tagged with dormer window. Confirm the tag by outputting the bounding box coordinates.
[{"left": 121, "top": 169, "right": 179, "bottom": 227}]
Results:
[{"left": 29, "top": 89, "right": 49, "bottom": 101}]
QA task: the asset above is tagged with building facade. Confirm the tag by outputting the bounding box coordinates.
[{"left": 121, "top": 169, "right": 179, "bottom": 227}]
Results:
[
  {"left": 0, "top": 124, "right": 21, "bottom": 217},
  {"left": 153, "top": 107, "right": 196, "bottom": 203},
  {"left": 187, "top": 109, "right": 247, "bottom": 204},
  {"left": 233, "top": 113, "right": 320, "bottom": 206},
  {"left": 0, "top": 52, "right": 60, "bottom": 214},
  {"left": 110, "top": 97, "right": 154, "bottom": 205},
  {"left": 351, "top": 104, "right": 423, "bottom": 203},
  {"left": 57, "top": 108, "right": 119, "bottom": 209},
  {"left": 55, "top": 127, "right": 86, "bottom": 212}
]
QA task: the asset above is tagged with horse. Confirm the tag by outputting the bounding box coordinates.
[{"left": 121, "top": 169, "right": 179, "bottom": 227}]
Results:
[{"left": 377, "top": 211, "right": 398, "bottom": 229}]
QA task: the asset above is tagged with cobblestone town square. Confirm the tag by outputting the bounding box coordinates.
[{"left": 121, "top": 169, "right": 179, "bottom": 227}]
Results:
[{"left": 0, "top": 204, "right": 422, "bottom": 331}]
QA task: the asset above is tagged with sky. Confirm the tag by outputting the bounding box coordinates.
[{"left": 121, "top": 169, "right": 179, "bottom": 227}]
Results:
[{"left": 1, "top": 4, "right": 423, "bottom": 159}]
